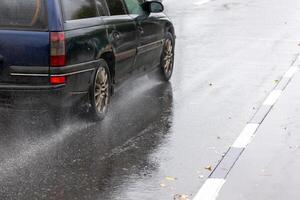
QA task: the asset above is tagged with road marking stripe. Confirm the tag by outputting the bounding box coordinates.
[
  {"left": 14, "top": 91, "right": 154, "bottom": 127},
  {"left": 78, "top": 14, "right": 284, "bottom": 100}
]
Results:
[
  {"left": 210, "top": 147, "right": 244, "bottom": 179},
  {"left": 263, "top": 90, "right": 282, "bottom": 106},
  {"left": 275, "top": 77, "right": 290, "bottom": 91},
  {"left": 193, "top": 178, "right": 226, "bottom": 200},
  {"left": 284, "top": 66, "right": 298, "bottom": 78},
  {"left": 232, "top": 124, "right": 259, "bottom": 148},
  {"left": 250, "top": 105, "right": 272, "bottom": 124},
  {"left": 193, "top": 60, "right": 300, "bottom": 200}
]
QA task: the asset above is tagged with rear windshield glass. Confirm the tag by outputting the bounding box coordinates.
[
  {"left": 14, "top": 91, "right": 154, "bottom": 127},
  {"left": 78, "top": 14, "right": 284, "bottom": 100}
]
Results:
[{"left": 0, "top": 0, "right": 47, "bottom": 30}]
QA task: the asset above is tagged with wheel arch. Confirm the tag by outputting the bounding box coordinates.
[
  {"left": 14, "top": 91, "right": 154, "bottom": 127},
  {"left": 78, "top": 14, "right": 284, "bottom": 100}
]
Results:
[
  {"left": 165, "top": 23, "right": 175, "bottom": 38},
  {"left": 100, "top": 51, "right": 116, "bottom": 85}
]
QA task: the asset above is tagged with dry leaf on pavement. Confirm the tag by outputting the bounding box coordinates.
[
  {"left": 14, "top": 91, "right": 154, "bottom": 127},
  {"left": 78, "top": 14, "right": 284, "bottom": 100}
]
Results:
[
  {"left": 174, "top": 194, "right": 190, "bottom": 200},
  {"left": 160, "top": 183, "right": 166, "bottom": 187},
  {"left": 165, "top": 176, "right": 177, "bottom": 181},
  {"left": 205, "top": 165, "right": 213, "bottom": 171}
]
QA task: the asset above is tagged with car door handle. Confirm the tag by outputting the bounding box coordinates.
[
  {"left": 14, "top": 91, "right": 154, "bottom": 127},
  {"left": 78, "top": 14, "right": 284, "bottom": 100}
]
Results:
[
  {"left": 111, "top": 31, "right": 120, "bottom": 41},
  {"left": 138, "top": 27, "right": 144, "bottom": 34}
]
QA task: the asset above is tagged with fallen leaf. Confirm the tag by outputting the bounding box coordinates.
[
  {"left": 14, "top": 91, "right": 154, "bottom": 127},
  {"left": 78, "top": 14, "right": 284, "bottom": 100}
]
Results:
[
  {"left": 209, "top": 83, "right": 213, "bottom": 86},
  {"left": 165, "top": 176, "right": 177, "bottom": 181},
  {"left": 174, "top": 194, "right": 190, "bottom": 200},
  {"left": 160, "top": 183, "right": 166, "bottom": 187},
  {"left": 205, "top": 165, "right": 213, "bottom": 171}
]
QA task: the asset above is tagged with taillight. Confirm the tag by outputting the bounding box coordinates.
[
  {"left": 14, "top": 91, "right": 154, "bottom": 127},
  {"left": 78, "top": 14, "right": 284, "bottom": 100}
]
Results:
[
  {"left": 50, "top": 32, "right": 66, "bottom": 85},
  {"left": 50, "top": 32, "right": 66, "bottom": 67}
]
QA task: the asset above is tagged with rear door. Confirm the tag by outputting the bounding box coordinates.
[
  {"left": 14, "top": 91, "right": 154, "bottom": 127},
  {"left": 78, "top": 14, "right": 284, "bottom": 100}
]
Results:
[
  {"left": 123, "top": 0, "right": 164, "bottom": 71},
  {"left": 103, "top": 0, "right": 138, "bottom": 83},
  {"left": 0, "top": 0, "right": 50, "bottom": 84}
]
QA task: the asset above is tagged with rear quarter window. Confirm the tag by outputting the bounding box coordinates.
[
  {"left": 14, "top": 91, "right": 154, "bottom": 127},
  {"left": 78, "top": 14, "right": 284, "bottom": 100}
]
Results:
[
  {"left": 0, "top": 0, "right": 47, "bottom": 30},
  {"left": 61, "top": 0, "right": 99, "bottom": 21}
]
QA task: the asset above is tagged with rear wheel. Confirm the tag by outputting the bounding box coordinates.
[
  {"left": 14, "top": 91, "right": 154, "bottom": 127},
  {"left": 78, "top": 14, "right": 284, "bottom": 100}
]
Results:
[
  {"left": 89, "top": 59, "right": 111, "bottom": 121},
  {"left": 160, "top": 32, "right": 175, "bottom": 81}
]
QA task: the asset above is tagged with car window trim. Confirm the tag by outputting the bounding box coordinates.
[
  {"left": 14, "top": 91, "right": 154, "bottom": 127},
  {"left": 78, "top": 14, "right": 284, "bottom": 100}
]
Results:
[{"left": 121, "top": 0, "right": 130, "bottom": 15}]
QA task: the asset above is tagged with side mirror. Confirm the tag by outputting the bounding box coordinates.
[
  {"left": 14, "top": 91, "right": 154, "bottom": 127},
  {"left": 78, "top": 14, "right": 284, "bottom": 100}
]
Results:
[{"left": 142, "top": 1, "right": 164, "bottom": 13}]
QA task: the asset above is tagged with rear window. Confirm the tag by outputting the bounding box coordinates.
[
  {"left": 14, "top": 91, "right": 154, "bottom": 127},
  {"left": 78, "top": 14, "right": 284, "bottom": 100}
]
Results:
[
  {"left": 0, "top": 0, "right": 47, "bottom": 30},
  {"left": 61, "top": 0, "right": 99, "bottom": 21}
]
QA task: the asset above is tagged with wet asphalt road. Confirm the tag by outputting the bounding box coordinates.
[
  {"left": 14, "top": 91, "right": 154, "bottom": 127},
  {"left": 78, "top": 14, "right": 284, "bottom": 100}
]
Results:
[{"left": 1, "top": 0, "right": 300, "bottom": 199}]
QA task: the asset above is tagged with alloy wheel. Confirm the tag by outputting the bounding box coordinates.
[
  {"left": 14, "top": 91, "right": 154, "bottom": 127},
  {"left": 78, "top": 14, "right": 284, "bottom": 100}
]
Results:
[
  {"left": 94, "top": 67, "right": 109, "bottom": 114},
  {"left": 163, "top": 38, "right": 174, "bottom": 77}
]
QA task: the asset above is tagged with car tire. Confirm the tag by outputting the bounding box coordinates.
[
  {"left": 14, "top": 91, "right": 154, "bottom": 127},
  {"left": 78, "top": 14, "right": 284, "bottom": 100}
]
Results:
[
  {"left": 88, "top": 59, "right": 111, "bottom": 121},
  {"left": 160, "top": 32, "right": 175, "bottom": 81}
]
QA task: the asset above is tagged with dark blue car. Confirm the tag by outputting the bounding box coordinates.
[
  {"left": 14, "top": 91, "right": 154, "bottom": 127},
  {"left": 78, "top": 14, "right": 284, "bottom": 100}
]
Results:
[{"left": 0, "top": 0, "right": 175, "bottom": 120}]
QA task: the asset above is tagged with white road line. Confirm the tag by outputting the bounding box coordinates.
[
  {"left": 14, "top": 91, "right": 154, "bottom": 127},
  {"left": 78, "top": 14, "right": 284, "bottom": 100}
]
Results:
[
  {"left": 192, "top": 59, "right": 299, "bottom": 200},
  {"left": 232, "top": 123, "right": 259, "bottom": 148},
  {"left": 193, "top": 178, "right": 226, "bottom": 200},
  {"left": 263, "top": 90, "right": 282, "bottom": 106},
  {"left": 284, "top": 66, "right": 298, "bottom": 78},
  {"left": 194, "top": 0, "right": 212, "bottom": 6}
]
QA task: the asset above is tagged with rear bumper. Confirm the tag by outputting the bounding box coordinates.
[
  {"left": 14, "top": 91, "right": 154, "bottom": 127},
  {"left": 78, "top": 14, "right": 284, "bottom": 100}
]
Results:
[
  {"left": 0, "top": 84, "right": 87, "bottom": 110},
  {"left": 3, "top": 60, "right": 99, "bottom": 109}
]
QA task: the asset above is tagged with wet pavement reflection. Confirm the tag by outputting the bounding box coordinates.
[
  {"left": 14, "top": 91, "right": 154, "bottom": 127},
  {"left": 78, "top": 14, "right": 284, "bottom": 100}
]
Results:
[{"left": 0, "top": 73, "right": 173, "bottom": 200}]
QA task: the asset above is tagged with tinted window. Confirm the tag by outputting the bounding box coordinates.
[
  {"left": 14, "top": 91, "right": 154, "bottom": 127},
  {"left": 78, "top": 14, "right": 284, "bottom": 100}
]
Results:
[
  {"left": 96, "top": 0, "right": 109, "bottom": 16},
  {"left": 124, "top": 0, "right": 144, "bottom": 15},
  {"left": 61, "top": 0, "right": 98, "bottom": 20},
  {"left": 106, "top": 0, "right": 126, "bottom": 15},
  {"left": 0, "top": 0, "right": 47, "bottom": 30}
]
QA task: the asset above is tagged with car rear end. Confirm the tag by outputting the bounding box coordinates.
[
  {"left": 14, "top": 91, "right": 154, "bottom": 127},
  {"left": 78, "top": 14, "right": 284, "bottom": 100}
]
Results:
[{"left": 0, "top": 0, "right": 75, "bottom": 109}]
